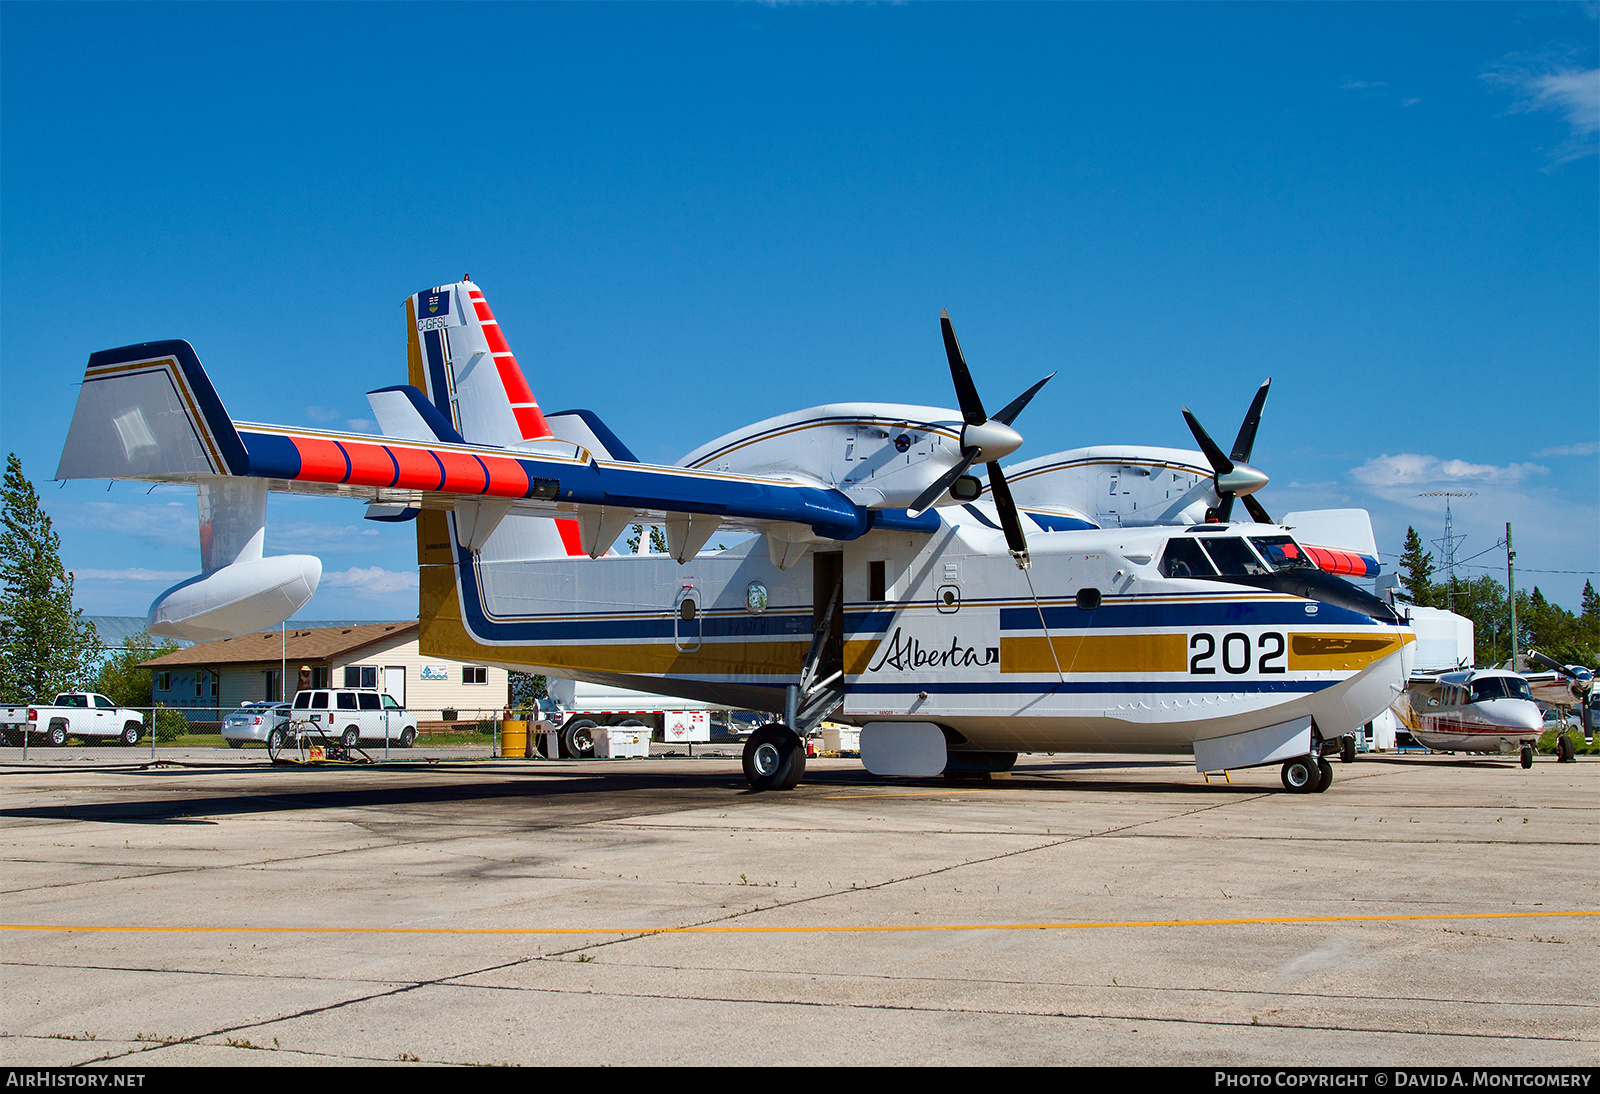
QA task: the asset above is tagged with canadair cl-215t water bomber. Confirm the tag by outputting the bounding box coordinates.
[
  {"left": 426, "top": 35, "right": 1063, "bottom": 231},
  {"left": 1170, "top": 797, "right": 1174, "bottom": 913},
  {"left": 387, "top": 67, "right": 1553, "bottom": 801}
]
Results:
[{"left": 57, "top": 278, "right": 1414, "bottom": 792}]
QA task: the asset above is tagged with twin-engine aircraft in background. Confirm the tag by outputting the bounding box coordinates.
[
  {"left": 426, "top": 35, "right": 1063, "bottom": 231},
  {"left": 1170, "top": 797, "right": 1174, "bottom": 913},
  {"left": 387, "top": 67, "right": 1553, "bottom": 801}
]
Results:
[{"left": 58, "top": 279, "right": 1415, "bottom": 792}]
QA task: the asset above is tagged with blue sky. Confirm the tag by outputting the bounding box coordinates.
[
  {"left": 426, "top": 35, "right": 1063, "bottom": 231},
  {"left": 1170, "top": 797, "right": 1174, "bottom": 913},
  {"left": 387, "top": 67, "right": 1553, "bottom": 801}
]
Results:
[{"left": 3, "top": 2, "right": 1596, "bottom": 620}]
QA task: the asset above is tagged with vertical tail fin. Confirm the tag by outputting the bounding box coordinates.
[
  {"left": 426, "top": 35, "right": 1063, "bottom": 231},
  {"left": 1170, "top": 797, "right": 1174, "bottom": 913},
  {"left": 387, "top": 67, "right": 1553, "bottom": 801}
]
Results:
[{"left": 406, "top": 278, "right": 555, "bottom": 447}]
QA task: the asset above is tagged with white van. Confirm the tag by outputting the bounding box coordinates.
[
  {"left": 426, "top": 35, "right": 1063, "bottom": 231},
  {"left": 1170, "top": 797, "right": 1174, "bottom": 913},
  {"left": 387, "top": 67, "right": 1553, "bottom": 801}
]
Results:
[{"left": 288, "top": 688, "right": 419, "bottom": 749}]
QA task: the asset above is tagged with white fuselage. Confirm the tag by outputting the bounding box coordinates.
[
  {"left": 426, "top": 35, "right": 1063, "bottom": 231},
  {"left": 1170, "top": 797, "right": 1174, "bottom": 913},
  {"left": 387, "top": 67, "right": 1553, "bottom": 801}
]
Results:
[
  {"left": 1407, "top": 669, "right": 1544, "bottom": 754},
  {"left": 431, "top": 516, "right": 1414, "bottom": 756}
]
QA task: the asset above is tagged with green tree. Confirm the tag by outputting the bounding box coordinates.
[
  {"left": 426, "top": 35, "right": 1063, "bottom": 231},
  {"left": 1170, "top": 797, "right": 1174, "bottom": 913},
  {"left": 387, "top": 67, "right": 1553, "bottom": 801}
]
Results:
[
  {"left": 1398, "top": 526, "right": 1436, "bottom": 607},
  {"left": 626, "top": 524, "right": 668, "bottom": 554},
  {"left": 508, "top": 670, "right": 547, "bottom": 713},
  {"left": 95, "top": 633, "right": 180, "bottom": 709},
  {"left": 0, "top": 454, "right": 99, "bottom": 700}
]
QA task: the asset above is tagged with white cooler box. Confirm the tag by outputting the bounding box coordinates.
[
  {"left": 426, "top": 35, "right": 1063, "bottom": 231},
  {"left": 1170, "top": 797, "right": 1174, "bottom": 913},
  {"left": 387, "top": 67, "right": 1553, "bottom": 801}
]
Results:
[{"left": 595, "top": 726, "right": 650, "bottom": 759}]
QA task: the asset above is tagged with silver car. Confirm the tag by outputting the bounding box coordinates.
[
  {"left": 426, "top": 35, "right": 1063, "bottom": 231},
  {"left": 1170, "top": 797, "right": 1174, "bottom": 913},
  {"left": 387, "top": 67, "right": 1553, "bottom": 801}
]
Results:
[{"left": 222, "top": 702, "right": 292, "bottom": 748}]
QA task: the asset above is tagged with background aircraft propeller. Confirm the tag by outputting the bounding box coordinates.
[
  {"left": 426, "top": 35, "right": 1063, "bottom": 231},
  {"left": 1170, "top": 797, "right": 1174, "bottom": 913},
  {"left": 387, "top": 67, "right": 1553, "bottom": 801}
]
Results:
[
  {"left": 1528, "top": 650, "right": 1595, "bottom": 697},
  {"left": 1181, "top": 378, "right": 1273, "bottom": 523},
  {"left": 907, "top": 310, "right": 1052, "bottom": 569}
]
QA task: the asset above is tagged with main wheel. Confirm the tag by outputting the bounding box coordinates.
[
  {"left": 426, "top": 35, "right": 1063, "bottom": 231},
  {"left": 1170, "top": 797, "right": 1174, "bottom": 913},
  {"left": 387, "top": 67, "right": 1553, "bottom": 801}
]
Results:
[
  {"left": 1557, "top": 734, "right": 1575, "bottom": 763},
  {"left": 1313, "top": 757, "right": 1334, "bottom": 793},
  {"left": 398, "top": 726, "right": 417, "bottom": 749},
  {"left": 1520, "top": 743, "right": 1534, "bottom": 769},
  {"left": 267, "top": 727, "right": 287, "bottom": 764},
  {"left": 121, "top": 722, "right": 142, "bottom": 747},
  {"left": 1280, "top": 756, "right": 1318, "bottom": 793},
  {"left": 1340, "top": 736, "right": 1356, "bottom": 764},
  {"left": 45, "top": 722, "right": 67, "bottom": 747},
  {"left": 340, "top": 726, "right": 359, "bottom": 750},
  {"left": 742, "top": 724, "right": 804, "bottom": 791},
  {"left": 562, "top": 719, "right": 597, "bottom": 758}
]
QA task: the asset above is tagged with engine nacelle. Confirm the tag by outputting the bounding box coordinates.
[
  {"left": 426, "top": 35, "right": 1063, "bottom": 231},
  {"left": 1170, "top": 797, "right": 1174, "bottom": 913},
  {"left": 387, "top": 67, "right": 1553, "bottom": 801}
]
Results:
[{"left": 148, "top": 555, "right": 322, "bottom": 643}]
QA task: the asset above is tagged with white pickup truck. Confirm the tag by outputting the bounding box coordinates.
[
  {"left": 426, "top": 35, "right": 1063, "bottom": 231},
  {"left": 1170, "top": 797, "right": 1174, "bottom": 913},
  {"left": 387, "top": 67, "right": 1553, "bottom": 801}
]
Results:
[{"left": 0, "top": 693, "right": 146, "bottom": 746}]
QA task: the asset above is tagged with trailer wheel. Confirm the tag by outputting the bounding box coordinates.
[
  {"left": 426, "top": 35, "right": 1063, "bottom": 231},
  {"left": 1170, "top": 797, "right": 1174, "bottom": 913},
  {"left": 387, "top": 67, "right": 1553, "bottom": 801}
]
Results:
[
  {"left": 743, "top": 725, "right": 804, "bottom": 791},
  {"left": 267, "top": 727, "right": 287, "bottom": 764},
  {"left": 563, "top": 719, "right": 597, "bottom": 759},
  {"left": 1280, "top": 756, "right": 1318, "bottom": 793},
  {"left": 45, "top": 721, "right": 67, "bottom": 748}
]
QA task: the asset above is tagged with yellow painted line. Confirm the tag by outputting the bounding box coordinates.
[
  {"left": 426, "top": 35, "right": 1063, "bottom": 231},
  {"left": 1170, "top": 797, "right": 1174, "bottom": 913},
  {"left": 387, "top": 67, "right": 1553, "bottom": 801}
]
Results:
[
  {"left": 820, "top": 788, "right": 1007, "bottom": 798},
  {"left": 3, "top": 910, "right": 1595, "bottom": 938}
]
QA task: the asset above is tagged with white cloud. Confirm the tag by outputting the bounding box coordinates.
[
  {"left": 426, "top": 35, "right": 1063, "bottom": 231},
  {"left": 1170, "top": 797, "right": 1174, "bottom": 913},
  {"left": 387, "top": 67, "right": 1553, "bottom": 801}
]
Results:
[
  {"left": 320, "top": 567, "right": 419, "bottom": 597},
  {"left": 72, "top": 568, "right": 189, "bottom": 583},
  {"left": 305, "top": 406, "right": 340, "bottom": 423},
  {"left": 345, "top": 419, "right": 378, "bottom": 433},
  {"left": 56, "top": 500, "right": 195, "bottom": 548},
  {"left": 1349, "top": 453, "right": 1548, "bottom": 487},
  {"left": 1534, "top": 441, "right": 1599, "bottom": 457},
  {"left": 1485, "top": 56, "right": 1600, "bottom": 162}
]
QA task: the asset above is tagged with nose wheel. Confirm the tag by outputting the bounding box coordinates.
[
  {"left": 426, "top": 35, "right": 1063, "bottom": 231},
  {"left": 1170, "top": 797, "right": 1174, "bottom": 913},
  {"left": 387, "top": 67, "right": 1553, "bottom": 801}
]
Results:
[{"left": 1281, "top": 755, "right": 1332, "bottom": 794}]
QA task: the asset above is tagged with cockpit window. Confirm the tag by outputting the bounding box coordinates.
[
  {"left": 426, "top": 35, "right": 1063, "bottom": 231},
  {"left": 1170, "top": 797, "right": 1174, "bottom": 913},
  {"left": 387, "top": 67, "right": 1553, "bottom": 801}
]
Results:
[
  {"left": 1159, "top": 538, "right": 1218, "bottom": 579},
  {"left": 1249, "top": 536, "right": 1316, "bottom": 572},
  {"left": 1198, "top": 537, "right": 1271, "bottom": 576},
  {"left": 1470, "top": 676, "right": 1533, "bottom": 703}
]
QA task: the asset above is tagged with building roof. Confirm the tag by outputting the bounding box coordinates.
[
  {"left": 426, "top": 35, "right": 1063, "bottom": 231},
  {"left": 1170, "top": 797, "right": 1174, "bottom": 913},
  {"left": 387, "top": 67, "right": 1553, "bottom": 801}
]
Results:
[{"left": 141, "top": 621, "right": 419, "bottom": 668}]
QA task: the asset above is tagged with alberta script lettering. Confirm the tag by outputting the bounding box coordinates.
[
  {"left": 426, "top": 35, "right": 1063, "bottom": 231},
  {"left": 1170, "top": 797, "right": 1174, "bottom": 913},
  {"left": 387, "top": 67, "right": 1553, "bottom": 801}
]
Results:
[{"left": 867, "top": 627, "right": 999, "bottom": 672}]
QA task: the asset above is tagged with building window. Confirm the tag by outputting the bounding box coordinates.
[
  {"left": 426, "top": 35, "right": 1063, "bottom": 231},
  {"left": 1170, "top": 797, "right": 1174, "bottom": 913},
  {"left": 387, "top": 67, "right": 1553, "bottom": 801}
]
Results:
[
  {"left": 462, "top": 666, "right": 488, "bottom": 685},
  {"left": 343, "top": 665, "right": 378, "bottom": 689},
  {"left": 156, "top": 672, "right": 171, "bottom": 692},
  {"left": 311, "top": 667, "right": 330, "bottom": 689},
  {"left": 264, "top": 669, "right": 282, "bottom": 702}
]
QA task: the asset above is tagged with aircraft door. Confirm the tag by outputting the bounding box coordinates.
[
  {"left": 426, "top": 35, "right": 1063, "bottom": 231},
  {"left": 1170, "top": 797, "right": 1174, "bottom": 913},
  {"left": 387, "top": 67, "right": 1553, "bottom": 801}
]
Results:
[
  {"left": 674, "top": 581, "right": 702, "bottom": 652},
  {"left": 813, "top": 551, "right": 844, "bottom": 682}
]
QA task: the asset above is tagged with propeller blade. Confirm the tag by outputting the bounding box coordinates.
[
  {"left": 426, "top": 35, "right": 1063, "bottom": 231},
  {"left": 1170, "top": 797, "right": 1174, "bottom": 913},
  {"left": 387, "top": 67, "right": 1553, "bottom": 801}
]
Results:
[
  {"left": 907, "top": 449, "right": 980, "bottom": 517},
  {"left": 992, "top": 372, "right": 1056, "bottom": 427},
  {"left": 1215, "top": 495, "right": 1235, "bottom": 523},
  {"left": 1241, "top": 494, "right": 1273, "bottom": 524},
  {"left": 1182, "top": 408, "right": 1234, "bottom": 477},
  {"left": 1229, "top": 378, "right": 1272, "bottom": 464},
  {"left": 1529, "top": 650, "right": 1576, "bottom": 678},
  {"left": 985, "top": 461, "right": 1029, "bottom": 562},
  {"left": 940, "top": 309, "right": 988, "bottom": 427}
]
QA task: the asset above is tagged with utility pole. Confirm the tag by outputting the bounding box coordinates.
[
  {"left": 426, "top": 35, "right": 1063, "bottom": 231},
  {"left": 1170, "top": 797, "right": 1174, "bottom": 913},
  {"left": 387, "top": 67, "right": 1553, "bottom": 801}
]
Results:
[{"left": 1506, "top": 522, "right": 1519, "bottom": 672}]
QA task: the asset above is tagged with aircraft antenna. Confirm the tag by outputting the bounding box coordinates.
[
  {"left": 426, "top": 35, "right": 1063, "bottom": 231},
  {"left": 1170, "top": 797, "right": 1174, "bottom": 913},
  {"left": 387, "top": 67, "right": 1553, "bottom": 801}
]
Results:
[{"left": 1417, "top": 492, "right": 1475, "bottom": 610}]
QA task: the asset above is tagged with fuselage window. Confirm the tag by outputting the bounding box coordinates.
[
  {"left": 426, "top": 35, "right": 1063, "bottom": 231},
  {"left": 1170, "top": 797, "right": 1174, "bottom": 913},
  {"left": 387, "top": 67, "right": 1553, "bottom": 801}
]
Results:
[
  {"left": 1159, "top": 538, "right": 1218, "bottom": 579},
  {"left": 1199, "top": 537, "right": 1270, "bottom": 576}
]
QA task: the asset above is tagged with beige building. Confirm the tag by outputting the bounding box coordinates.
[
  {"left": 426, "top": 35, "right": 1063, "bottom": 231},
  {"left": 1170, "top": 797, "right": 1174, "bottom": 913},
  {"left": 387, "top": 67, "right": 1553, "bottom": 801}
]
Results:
[{"left": 142, "top": 622, "right": 510, "bottom": 720}]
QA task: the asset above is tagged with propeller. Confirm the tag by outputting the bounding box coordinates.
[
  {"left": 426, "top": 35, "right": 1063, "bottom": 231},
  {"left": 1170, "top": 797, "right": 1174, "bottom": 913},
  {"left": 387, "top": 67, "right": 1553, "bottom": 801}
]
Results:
[
  {"left": 907, "top": 310, "right": 1053, "bottom": 569},
  {"left": 1181, "top": 378, "right": 1273, "bottom": 523},
  {"left": 1528, "top": 650, "right": 1595, "bottom": 698}
]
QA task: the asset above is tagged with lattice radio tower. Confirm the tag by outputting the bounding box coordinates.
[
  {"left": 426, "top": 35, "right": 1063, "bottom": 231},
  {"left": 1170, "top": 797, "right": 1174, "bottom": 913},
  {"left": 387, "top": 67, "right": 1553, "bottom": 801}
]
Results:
[{"left": 1417, "top": 492, "right": 1475, "bottom": 610}]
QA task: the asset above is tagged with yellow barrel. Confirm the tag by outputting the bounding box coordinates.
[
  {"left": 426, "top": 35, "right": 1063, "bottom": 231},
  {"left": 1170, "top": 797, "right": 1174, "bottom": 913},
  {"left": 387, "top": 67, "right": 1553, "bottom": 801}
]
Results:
[{"left": 501, "top": 719, "right": 528, "bottom": 759}]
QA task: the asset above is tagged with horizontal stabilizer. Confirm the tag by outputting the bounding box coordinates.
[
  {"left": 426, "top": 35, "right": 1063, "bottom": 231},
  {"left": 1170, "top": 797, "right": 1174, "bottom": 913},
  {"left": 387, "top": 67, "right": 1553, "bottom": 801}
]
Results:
[{"left": 57, "top": 341, "right": 249, "bottom": 481}]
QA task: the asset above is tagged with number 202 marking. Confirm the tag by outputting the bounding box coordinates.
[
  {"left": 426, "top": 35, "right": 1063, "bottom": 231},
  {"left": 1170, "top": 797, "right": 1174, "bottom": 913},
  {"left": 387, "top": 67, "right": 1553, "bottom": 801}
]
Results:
[{"left": 1189, "top": 632, "right": 1286, "bottom": 675}]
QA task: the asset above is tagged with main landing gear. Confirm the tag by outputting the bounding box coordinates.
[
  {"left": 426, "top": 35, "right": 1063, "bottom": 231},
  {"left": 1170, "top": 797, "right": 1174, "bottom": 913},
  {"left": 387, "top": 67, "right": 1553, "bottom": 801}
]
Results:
[
  {"left": 742, "top": 724, "right": 805, "bottom": 791},
  {"left": 1281, "top": 754, "right": 1333, "bottom": 794}
]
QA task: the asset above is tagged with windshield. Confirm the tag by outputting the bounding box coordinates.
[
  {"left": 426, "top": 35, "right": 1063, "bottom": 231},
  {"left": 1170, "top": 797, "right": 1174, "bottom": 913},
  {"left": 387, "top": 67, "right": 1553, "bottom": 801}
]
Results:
[
  {"left": 1470, "top": 676, "right": 1533, "bottom": 703},
  {"left": 1198, "top": 537, "right": 1271, "bottom": 576},
  {"left": 1159, "top": 538, "right": 1218, "bottom": 579},
  {"left": 1249, "top": 536, "right": 1316, "bottom": 572}
]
